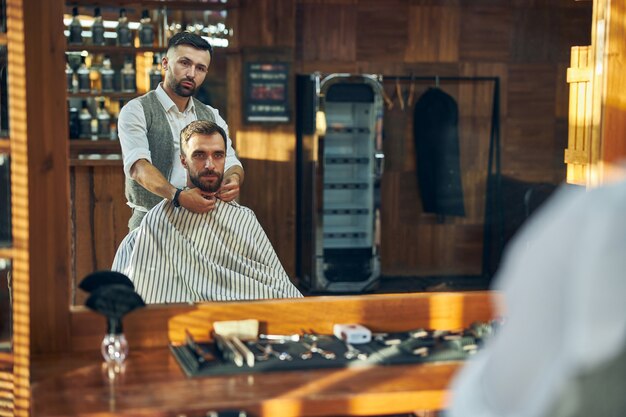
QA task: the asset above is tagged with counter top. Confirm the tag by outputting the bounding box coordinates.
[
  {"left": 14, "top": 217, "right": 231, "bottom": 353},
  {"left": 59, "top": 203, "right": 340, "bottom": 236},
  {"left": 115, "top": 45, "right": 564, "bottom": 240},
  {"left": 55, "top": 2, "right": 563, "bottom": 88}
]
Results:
[{"left": 32, "top": 347, "right": 460, "bottom": 417}]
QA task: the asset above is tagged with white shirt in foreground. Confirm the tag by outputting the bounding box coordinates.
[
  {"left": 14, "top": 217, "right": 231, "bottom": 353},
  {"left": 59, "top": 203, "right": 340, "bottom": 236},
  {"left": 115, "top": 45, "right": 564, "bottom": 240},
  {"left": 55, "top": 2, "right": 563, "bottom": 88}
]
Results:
[
  {"left": 448, "top": 181, "right": 626, "bottom": 417},
  {"left": 112, "top": 198, "right": 303, "bottom": 303}
]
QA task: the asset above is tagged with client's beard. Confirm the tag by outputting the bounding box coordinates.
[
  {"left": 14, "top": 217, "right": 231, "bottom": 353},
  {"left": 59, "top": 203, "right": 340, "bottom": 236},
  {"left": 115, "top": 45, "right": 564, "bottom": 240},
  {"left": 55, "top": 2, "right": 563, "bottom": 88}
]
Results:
[{"left": 189, "top": 169, "right": 223, "bottom": 193}]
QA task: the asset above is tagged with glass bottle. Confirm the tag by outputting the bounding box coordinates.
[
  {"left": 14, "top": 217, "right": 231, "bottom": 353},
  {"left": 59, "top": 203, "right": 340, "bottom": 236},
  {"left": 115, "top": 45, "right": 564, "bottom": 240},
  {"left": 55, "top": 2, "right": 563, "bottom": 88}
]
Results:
[
  {"left": 120, "top": 57, "right": 136, "bottom": 93},
  {"left": 100, "top": 56, "right": 115, "bottom": 93},
  {"left": 76, "top": 55, "right": 91, "bottom": 93},
  {"left": 101, "top": 333, "right": 129, "bottom": 365},
  {"left": 116, "top": 8, "right": 132, "bottom": 47},
  {"left": 65, "top": 60, "right": 74, "bottom": 93},
  {"left": 68, "top": 6, "right": 82, "bottom": 45},
  {"left": 97, "top": 101, "right": 111, "bottom": 139},
  {"left": 91, "top": 7, "right": 105, "bottom": 46},
  {"left": 79, "top": 100, "right": 92, "bottom": 139},
  {"left": 68, "top": 105, "right": 80, "bottom": 139},
  {"left": 149, "top": 54, "right": 162, "bottom": 90},
  {"left": 139, "top": 10, "right": 154, "bottom": 47}
]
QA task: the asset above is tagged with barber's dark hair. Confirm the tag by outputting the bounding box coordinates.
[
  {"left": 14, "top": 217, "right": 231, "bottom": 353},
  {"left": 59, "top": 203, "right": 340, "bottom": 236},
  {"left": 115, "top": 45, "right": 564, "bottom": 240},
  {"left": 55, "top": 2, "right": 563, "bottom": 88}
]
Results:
[
  {"left": 180, "top": 120, "right": 227, "bottom": 155},
  {"left": 167, "top": 31, "right": 213, "bottom": 58}
]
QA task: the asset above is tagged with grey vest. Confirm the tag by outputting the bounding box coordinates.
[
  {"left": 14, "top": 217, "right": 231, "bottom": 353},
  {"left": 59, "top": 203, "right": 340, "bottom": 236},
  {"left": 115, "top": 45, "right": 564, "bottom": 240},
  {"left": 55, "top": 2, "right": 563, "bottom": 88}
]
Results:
[{"left": 124, "top": 91, "right": 216, "bottom": 212}]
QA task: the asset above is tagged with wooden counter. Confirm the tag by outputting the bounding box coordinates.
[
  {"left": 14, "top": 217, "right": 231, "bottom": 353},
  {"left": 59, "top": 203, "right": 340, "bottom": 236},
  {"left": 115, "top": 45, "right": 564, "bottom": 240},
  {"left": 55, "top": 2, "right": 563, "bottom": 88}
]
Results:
[
  {"left": 32, "top": 292, "right": 497, "bottom": 416},
  {"left": 32, "top": 347, "right": 461, "bottom": 417}
]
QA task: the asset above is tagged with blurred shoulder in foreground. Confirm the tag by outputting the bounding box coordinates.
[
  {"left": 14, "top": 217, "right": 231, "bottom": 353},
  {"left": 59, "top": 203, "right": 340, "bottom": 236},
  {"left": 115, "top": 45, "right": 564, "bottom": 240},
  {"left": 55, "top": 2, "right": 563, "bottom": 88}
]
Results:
[{"left": 448, "top": 180, "right": 626, "bottom": 417}]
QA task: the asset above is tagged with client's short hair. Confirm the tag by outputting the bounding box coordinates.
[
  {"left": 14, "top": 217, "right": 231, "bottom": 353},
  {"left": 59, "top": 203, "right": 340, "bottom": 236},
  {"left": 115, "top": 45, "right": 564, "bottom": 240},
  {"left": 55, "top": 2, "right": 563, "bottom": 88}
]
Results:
[{"left": 180, "top": 120, "right": 227, "bottom": 156}]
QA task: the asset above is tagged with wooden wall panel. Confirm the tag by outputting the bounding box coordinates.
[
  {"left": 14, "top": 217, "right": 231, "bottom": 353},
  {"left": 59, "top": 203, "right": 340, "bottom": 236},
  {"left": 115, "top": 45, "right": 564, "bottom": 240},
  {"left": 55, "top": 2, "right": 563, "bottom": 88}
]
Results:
[
  {"left": 601, "top": 0, "right": 626, "bottom": 167},
  {"left": 404, "top": 5, "right": 460, "bottom": 63},
  {"left": 555, "top": 4, "right": 593, "bottom": 63},
  {"left": 511, "top": 6, "right": 558, "bottom": 63},
  {"left": 71, "top": 166, "right": 94, "bottom": 305},
  {"left": 70, "top": 166, "right": 129, "bottom": 305},
  {"left": 237, "top": 127, "right": 297, "bottom": 278},
  {"left": 296, "top": 3, "right": 357, "bottom": 62},
  {"left": 504, "top": 64, "right": 562, "bottom": 182},
  {"left": 355, "top": 1, "right": 410, "bottom": 63},
  {"left": 459, "top": 6, "right": 513, "bottom": 62},
  {"left": 238, "top": 0, "right": 295, "bottom": 47}
]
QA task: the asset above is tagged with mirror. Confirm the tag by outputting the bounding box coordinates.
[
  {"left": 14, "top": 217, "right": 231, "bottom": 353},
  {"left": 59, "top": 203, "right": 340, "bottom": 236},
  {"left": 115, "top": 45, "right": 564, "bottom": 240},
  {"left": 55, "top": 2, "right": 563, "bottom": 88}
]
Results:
[{"left": 68, "top": 2, "right": 593, "bottom": 306}]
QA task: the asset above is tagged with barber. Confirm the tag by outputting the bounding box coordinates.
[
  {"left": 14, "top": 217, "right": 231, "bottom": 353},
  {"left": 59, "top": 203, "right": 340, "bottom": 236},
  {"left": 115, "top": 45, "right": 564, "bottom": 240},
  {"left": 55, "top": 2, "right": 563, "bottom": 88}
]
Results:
[{"left": 118, "top": 31, "right": 244, "bottom": 230}]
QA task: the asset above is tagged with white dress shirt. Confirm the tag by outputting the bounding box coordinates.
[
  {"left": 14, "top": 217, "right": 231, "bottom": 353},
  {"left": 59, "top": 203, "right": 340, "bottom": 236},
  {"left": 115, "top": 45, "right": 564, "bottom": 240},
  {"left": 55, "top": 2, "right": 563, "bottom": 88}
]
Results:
[
  {"left": 117, "top": 84, "right": 241, "bottom": 211},
  {"left": 448, "top": 181, "right": 626, "bottom": 417}
]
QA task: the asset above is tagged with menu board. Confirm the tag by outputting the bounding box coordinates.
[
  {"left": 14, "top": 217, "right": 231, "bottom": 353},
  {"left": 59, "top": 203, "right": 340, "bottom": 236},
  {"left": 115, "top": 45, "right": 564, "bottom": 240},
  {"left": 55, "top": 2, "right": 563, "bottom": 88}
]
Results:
[{"left": 244, "top": 62, "right": 290, "bottom": 123}]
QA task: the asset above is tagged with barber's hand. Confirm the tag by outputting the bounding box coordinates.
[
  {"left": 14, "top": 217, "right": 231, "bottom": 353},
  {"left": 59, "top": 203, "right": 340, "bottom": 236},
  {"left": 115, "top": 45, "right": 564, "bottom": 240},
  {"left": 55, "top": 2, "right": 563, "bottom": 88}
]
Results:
[
  {"left": 178, "top": 188, "right": 217, "bottom": 213},
  {"left": 217, "top": 174, "right": 240, "bottom": 202}
]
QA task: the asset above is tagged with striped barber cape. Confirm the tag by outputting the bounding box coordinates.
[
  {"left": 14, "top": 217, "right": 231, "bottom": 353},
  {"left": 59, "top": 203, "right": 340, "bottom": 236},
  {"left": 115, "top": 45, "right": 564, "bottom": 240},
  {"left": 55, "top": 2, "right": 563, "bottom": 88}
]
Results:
[{"left": 112, "top": 198, "right": 303, "bottom": 303}]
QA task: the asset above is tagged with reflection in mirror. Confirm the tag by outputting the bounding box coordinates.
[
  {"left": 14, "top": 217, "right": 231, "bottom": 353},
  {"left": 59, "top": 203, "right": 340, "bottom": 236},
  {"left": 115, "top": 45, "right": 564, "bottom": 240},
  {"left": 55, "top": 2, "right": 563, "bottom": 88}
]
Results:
[{"left": 69, "top": 2, "right": 592, "bottom": 306}]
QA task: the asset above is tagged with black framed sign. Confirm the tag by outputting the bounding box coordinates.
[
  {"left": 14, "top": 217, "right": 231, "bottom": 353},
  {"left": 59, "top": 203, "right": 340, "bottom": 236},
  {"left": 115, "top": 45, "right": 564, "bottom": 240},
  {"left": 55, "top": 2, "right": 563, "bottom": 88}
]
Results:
[{"left": 244, "top": 62, "right": 290, "bottom": 123}]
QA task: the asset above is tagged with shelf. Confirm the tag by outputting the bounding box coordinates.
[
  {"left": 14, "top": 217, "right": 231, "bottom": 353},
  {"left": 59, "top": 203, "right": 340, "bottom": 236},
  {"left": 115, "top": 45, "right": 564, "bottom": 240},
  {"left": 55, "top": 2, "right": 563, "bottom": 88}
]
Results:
[
  {"left": 70, "top": 157, "right": 122, "bottom": 167},
  {"left": 323, "top": 208, "right": 369, "bottom": 215},
  {"left": 0, "top": 248, "right": 13, "bottom": 260},
  {"left": 65, "top": 0, "right": 239, "bottom": 10},
  {"left": 0, "top": 351, "right": 13, "bottom": 364},
  {"left": 326, "top": 126, "right": 371, "bottom": 134},
  {"left": 325, "top": 156, "right": 370, "bottom": 164},
  {"left": 323, "top": 226, "right": 368, "bottom": 239},
  {"left": 323, "top": 182, "right": 369, "bottom": 190},
  {"left": 69, "top": 139, "right": 121, "bottom": 154},
  {"left": 66, "top": 45, "right": 162, "bottom": 54},
  {"left": 68, "top": 92, "right": 139, "bottom": 100},
  {"left": 0, "top": 139, "right": 9, "bottom": 153},
  {"left": 66, "top": 45, "right": 240, "bottom": 55},
  {"left": 324, "top": 202, "right": 371, "bottom": 211}
]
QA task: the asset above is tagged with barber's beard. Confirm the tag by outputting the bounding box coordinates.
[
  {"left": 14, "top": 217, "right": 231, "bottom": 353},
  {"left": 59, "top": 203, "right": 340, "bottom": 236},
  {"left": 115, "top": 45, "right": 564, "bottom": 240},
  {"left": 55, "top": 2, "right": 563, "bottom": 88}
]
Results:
[
  {"left": 190, "top": 169, "right": 223, "bottom": 193},
  {"left": 168, "top": 76, "right": 196, "bottom": 97}
]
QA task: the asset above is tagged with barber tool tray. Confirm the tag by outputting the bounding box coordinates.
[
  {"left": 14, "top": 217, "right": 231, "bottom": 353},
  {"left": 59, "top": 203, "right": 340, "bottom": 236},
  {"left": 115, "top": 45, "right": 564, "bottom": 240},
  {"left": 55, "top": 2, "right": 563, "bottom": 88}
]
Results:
[{"left": 170, "top": 322, "right": 499, "bottom": 377}]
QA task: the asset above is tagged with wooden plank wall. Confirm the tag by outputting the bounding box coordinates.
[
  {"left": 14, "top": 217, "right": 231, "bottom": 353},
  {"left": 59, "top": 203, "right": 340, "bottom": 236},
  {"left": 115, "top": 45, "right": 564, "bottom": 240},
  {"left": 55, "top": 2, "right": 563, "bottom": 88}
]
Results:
[
  {"left": 71, "top": 0, "right": 593, "bottom": 296},
  {"left": 236, "top": 0, "right": 592, "bottom": 278},
  {"left": 601, "top": 0, "right": 626, "bottom": 171},
  {"left": 70, "top": 166, "right": 129, "bottom": 305}
]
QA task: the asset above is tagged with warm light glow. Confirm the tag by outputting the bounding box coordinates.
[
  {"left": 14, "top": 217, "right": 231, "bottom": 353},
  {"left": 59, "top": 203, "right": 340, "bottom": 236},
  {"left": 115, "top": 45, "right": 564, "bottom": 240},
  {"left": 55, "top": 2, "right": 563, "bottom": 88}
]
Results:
[
  {"left": 428, "top": 293, "right": 464, "bottom": 330},
  {"left": 236, "top": 129, "right": 295, "bottom": 162},
  {"left": 595, "top": 19, "right": 605, "bottom": 75},
  {"left": 7, "top": 0, "right": 32, "bottom": 414}
]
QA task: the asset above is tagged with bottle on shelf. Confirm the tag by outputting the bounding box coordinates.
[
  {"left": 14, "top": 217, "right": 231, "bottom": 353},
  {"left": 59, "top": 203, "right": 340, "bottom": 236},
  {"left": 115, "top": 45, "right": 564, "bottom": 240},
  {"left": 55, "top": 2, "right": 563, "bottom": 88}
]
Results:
[
  {"left": 68, "top": 6, "right": 83, "bottom": 45},
  {"left": 139, "top": 10, "right": 154, "bottom": 47},
  {"left": 96, "top": 100, "right": 111, "bottom": 139},
  {"left": 120, "top": 57, "right": 136, "bottom": 93},
  {"left": 149, "top": 54, "right": 162, "bottom": 90},
  {"left": 92, "top": 7, "right": 105, "bottom": 46},
  {"left": 79, "top": 100, "right": 93, "bottom": 139},
  {"left": 76, "top": 55, "right": 91, "bottom": 93},
  {"left": 117, "top": 8, "right": 132, "bottom": 47},
  {"left": 65, "top": 58, "right": 75, "bottom": 93},
  {"left": 100, "top": 56, "right": 115, "bottom": 93},
  {"left": 68, "top": 104, "right": 80, "bottom": 139}
]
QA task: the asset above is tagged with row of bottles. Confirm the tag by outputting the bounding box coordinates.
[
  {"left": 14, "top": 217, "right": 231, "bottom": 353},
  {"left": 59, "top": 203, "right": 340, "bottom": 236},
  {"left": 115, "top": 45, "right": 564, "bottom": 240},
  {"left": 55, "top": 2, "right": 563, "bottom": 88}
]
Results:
[
  {"left": 69, "top": 98, "right": 122, "bottom": 141},
  {"left": 66, "top": 53, "right": 162, "bottom": 94},
  {"left": 68, "top": 7, "right": 154, "bottom": 47},
  {"left": 66, "top": 6, "right": 232, "bottom": 50}
]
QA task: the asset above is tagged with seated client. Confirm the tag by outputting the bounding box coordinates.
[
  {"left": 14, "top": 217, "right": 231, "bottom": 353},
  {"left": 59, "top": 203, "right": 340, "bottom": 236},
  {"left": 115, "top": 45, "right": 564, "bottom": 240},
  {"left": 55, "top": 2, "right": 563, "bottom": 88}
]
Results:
[{"left": 112, "top": 120, "right": 302, "bottom": 303}]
